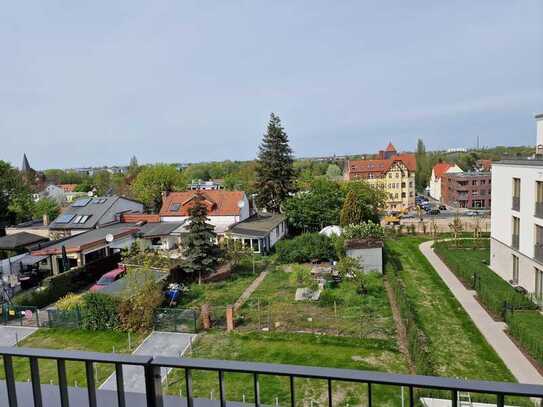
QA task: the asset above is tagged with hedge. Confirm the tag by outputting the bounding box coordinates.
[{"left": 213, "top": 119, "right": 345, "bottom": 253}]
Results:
[{"left": 275, "top": 233, "right": 336, "bottom": 263}]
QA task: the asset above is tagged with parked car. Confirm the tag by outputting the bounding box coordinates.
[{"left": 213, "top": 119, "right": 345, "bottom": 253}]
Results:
[
  {"left": 401, "top": 213, "right": 416, "bottom": 219},
  {"left": 384, "top": 211, "right": 401, "bottom": 225},
  {"left": 438, "top": 204, "right": 447, "bottom": 211},
  {"left": 89, "top": 265, "right": 126, "bottom": 293},
  {"left": 464, "top": 210, "right": 480, "bottom": 217},
  {"left": 428, "top": 209, "right": 441, "bottom": 215}
]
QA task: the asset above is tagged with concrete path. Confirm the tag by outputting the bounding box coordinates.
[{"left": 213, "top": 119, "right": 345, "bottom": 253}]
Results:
[
  {"left": 234, "top": 271, "right": 268, "bottom": 312},
  {"left": 100, "top": 331, "right": 196, "bottom": 393},
  {"left": 0, "top": 326, "right": 38, "bottom": 346},
  {"left": 419, "top": 241, "right": 543, "bottom": 385}
]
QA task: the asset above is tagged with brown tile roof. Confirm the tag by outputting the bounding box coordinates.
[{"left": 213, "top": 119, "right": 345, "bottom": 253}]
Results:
[
  {"left": 120, "top": 213, "right": 161, "bottom": 223},
  {"left": 346, "top": 154, "right": 416, "bottom": 178},
  {"left": 432, "top": 162, "right": 455, "bottom": 179},
  {"left": 159, "top": 190, "right": 246, "bottom": 217},
  {"left": 60, "top": 184, "right": 78, "bottom": 192}
]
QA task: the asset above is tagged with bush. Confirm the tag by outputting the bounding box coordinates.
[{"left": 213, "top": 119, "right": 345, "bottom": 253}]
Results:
[
  {"left": 275, "top": 233, "right": 335, "bottom": 263},
  {"left": 342, "top": 221, "right": 384, "bottom": 240},
  {"left": 56, "top": 293, "right": 83, "bottom": 311},
  {"left": 80, "top": 293, "right": 120, "bottom": 331}
]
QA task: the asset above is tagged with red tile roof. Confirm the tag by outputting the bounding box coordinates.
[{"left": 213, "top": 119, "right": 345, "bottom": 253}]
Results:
[
  {"left": 60, "top": 184, "right": 78, "bottom": 192},
  {"left": 160, "top": 190, "right": 246, "bottom": 217},
  {"left": 432, "top": 163, "right": 455, "bottom": 179},
  {"left": 385, "top": 142, "right": 397, "bottom": 152},
  {"left": 120, "top": 213, "right": 161, "bottom": 223},
  {"left": 478, "top": 159, "right": 492, "bottom": 171},
  {"left": 346, "top": 154, "right": 416, "bottom": 179}
]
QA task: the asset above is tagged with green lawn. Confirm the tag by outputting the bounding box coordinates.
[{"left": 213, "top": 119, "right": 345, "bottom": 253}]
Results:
[
  {"left": 0, "top": 329, "right": 145, "bottom": 386},
  {"left": 165, "top": 331, "right": 409, "bottom": 406},
  {"left": 385, "top": 237, "right": 515, "bottom": 382},
  {"left": 238, "top": 267, "right": 397, "bottom": 340},
  {"left": 177, "top": 257, "right": 269, "bottom": 309}
]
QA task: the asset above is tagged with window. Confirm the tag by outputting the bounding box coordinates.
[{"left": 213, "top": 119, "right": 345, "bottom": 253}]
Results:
[
  {"left": 472, "top": 180, "right": 477, "bottom": 186},
  {"left": 55, "top": 214, "right": 75, "bottom": 224},
  {"left": 512, "top": 178, "right": 521, "bottom": 210},
  {"left": 73, "top": 215, "right": 83, "bottom": 224},
  {"left": 401, "top": 192, "right": 406, "bottom": 198},
  {"left": 512, "top": 255, "right": 519, "bottom": 285},
  {"left": 169, "top": 203, "right": 181, "bottom": 211},
  {"left": 512, "top": 217, "right": 520, "bottom": 249},
  {"left": 536, "top": 182, "right": 543, "bottom": 218},
  {"left": 536, "top": 268, "right": 543, "bottom": 299}
]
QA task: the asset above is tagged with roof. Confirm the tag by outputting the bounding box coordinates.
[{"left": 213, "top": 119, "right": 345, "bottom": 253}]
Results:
[
  {"left": 31, "top": 223, "right": 139, "bottom": 256},
  {"left": 21, "top": 154, "right": 31, "bottom": 172},
  {"left": 385, "top": 142, "right": 397, "bottom": 152},
  {"left": 139, "top": 222, "right": 185, "bottom": 238},
  {"left": 345, "top": 238, "right": 384, "bottom": 250},
  {"left": 160, "top": 190, "right": 246, "bottom": 217},
  {"left": 347, "top": 154, "right": 416, "bottom": 177},
  {"left": 226, "top": 213, "right": 285, "bottom": 237},
  {"left": 120, "top": 213, "right": 161, "bottom": 223},
  {"left": 432, "top": 163, "right": 455, "bottom": 179},
  {"left": 444, "top": 171, "right": 491, "bottom": 179},
  {"left": 60, "top": 184, "right": 78, "bottom": 192},
  {"left": 0, "top": 232, "right": 48, "bottom": 250},
  {"left": 477, "top": 159, "right": 492, "bottom": 171},
  {"left": 49, "top": 196, "right": 141, "bottom": 230}
]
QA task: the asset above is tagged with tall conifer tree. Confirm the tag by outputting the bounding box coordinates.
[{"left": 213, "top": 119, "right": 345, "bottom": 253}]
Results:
[{"left": 255, "top": 113, "right": 295, "bottom": 212}]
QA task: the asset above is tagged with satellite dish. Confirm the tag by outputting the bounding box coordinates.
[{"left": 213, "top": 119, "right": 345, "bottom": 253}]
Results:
[
  {"left": 237, "top": 200, "right": 245, "bottom": 208},
  {"left": 105, "top": 233, "right": 114, "bottom": 243}
]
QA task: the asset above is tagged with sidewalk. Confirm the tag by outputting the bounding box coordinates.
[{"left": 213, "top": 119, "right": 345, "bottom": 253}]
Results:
[{"left": 419, "top": 241, "right": 543, "bottom": 385}]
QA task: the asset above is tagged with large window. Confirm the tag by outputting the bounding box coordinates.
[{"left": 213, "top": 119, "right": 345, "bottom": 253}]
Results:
[
  {"left": 535, "top": 225, "right": 543, "bottom": 262},
  {"left": 512, "top": 255, "right": 519, "bottom": 285},
  {"left": 512, "top": 217, "right": 520, "bottom": 249},
  {"left": 536, "top": 181, "right": 543, "bottom": 218},
  {"left": 512, "top": 178, "right": 521, "bottom": 211},
  {"left": 535, "top": 268, "right": 543, "bottom": 299}
]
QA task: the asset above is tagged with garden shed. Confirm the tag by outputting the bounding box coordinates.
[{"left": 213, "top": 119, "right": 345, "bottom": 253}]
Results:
[{"left": 344, "top": 238, "right": 383, "bottom": 274}]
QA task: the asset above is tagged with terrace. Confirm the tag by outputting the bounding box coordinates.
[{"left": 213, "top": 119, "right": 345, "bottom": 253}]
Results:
[{"left": 1, "top": 346, "right": 543, "bottom": 407}]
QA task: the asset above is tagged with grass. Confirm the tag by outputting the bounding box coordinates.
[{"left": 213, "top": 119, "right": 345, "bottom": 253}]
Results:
[
  {"left": 0, "top": 328, "right": 145, "bottom": 387},
  {"left": 433, "top": 239, "right": 535, "bottom": 317},
  {"left": 165, "top": 331, "right": 409, "bottom": 406},
  {"left": 507, "top": 310, "right": 543, "bottom": 367},
  {"left": 177, "top": 257, "right": 270, "bottom": 309},
  {"left": 385, "top": 236, "right": 516, "bottom": 382},
  {"left": 238, "top": 266, "right": 397, "bottom": 340}
]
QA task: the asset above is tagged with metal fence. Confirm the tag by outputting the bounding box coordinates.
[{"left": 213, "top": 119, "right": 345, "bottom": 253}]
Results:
[
  {"left": 153, "top": 308, "right": 199, "bottom": 333},
  {"left": 0, "top": 346, "right": 542, "bottom": 407},
  {"left": 0, "top": 303, "right": 40, "bottom": 327}
]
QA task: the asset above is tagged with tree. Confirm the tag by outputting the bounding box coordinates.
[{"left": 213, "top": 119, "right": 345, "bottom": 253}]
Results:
[
  {"left": 415, "top": 139, "right": 430, "bottom": 192},
  {"left": 340, "top": 191, "right": 365, "bottom": 226},
  {"left": 0, "top": 161, "right": 33, "bottom": 224},
  {"left": 283, "top": 178, "right": 343, "bottom": 232},
  {"left": 255, "top": 113, "right": 295, "bottom": 212},
  {"left": 326, "top": 164, "right": 342, "bottom": 178},
  {"left": 341, "top": 181, "right": 386, "bottom": 224},
  {"left": 92, "top": 170, "right": 112, "bottom": 196},
  {"left": 183, "top": 193, "right": 219, "bottom": 283},
  {"left": 131, "top": 164, "right": 184, "bottom": 212},
  {"left": 32, "top": 197, "right": 60, "bottom": 221},
  {"left": 128, "top": 155, "right": 139, "bottom": 175}
]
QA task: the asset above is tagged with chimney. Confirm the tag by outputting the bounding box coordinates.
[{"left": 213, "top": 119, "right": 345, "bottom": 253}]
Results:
[
  {"left": 43, "top": 213, "right": 49, "bottom": 226},
  {"left": 536, "top": 113, "right": 543, "bottom": 156}
]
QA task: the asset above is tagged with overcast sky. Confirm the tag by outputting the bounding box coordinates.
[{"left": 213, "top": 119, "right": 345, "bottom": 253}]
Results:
[{"left": 1, "top": 1, "right": 542, "bottom": 170}]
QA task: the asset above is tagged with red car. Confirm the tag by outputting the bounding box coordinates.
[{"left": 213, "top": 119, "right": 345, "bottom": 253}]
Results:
[{"left": 89, "top": 264, "right": 126, "bottom": 292}]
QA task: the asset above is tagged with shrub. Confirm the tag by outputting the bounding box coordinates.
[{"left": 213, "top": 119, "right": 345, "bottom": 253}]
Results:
[
  {"left": 342, "top": 221, "right": 384, "bottom": 240},
  {"left": 275, "top": 233, "right": 335, "bottom": 263},
  {"left": 80, "top": 293, "right": 120, "bottom": 331},
  {"left": 289, "top": 264, "right": 316, "bottom": 290},
  {"left": 56, "top": 293, "right": 83, "bottom": 311}
]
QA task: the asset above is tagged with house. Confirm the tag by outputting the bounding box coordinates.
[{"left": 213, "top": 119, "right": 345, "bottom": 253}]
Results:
[
  {"left": 344, "top": 142, "right": 416, "bottom": 211},
  {"left": 119, "top": 213, "right": 185, "bottom": 253},
  {"left": 345, "top": 238, "right": 383, "bottom": 274},
  {"left": 5, "top": 218, "right": 50, "bottom": 239},
  {"left": 429, "top": 162, "right": 463, "bottom": 201},
  {"left": 225, "top": 213, "right": 287, "bottom": 254},
  {"left": 189, "top": 179, "right": 224, "bottom": 190},
  {"left": 59, "top": 184, "right": 81, "bottom": 202},
  {"left": 441, "top": 172, "right": 491, "bottom": 209},
  {"left": 160, "top": 190, "right": 250, "bottom": 234},
  {"left": 490, "top": 113, "right": 543, "bottom": 296},
  {"left": 0, "top": 232, "right": 48, "bottom": 257},
  {"left": 48, "top": 196, "right": 144, "bottom": 239}
]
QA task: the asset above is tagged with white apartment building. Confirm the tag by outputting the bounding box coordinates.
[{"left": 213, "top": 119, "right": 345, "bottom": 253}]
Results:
[{"left": 490, "top": 113, "right": 543, "bottom": 296}]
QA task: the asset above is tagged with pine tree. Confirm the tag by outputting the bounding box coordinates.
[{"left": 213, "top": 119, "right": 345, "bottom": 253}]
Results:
[
  {"left": 415, "top": 138, "right": 428, "bottom": 192},
  {"left": 183, "top": 193, "right": 219, "bottom": 283},
  {"left": 255, "top": 113, "right": 295, "bottom": 212},
  {"left": 340, "top": 190, "right": 365, "bottom": 226}
]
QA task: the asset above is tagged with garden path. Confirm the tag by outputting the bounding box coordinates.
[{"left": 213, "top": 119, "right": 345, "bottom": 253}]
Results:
[
  {"left": 419, "top": 240, "right": 543, "bottom": 385},
  {"left": 233, "top": 270, "right": 269, "bottom": 312},
  {"left": 0, "top": 326, "right": 37, "bottom": 346},
  {"left": 100, "top": 331, "right": 196, "bottom": 393}
]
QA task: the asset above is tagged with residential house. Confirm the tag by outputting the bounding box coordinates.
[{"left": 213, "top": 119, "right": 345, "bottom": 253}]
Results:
[
  {"left": 189, "top": 179, "right": 224, "bottom": 190},
  {"left": 225, "top": 213, "right": 287, "bottom": 254},
  {"left": 490, "top": 113, "right": 543, "bottom": 296},
  {"left": 160, "top": 190, "right": 250, "bottom": 234},
  {"left": 48, "top": 196, "right": 144, "bottom": 239},
  {"left": 441, "top": 172, "right": 491, "bottom": 209},
  {"left": 0, "top": 232, "right": 48, "bottom": 257},
  {"left": 429, "top": 162, "right": 463, "bottom": 201},
  {"left": 344, "top": 143, "right": 416, "bottom": 211},
  {"left": 59, "top": 184, "right": 81, "bottom": 202}
]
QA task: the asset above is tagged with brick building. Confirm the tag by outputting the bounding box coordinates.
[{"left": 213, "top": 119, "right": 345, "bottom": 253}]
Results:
[{"left": 441, "top": 172, "right": 492, "bottom": 209}]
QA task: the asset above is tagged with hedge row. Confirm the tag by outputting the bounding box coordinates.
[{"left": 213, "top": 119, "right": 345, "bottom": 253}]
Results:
[
  {"left": 275, "top": 233, "right": 336, "bottom": 264},
  {"left": 505, "top": 310, "right": 543, "bottom": 367}
]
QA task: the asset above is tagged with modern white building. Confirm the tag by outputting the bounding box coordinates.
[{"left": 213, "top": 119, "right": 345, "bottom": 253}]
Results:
[
  {"left": 428, "top": 162, "right": 463, "bottom": 201},
  {"left": 490, "top": 113, "right": 543, "bottom": 296}
]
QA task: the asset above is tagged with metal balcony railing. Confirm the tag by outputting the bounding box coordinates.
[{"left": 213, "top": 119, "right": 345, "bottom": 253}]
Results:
[
  {"left": 1, "top": 346, "right": 543, "bottom": 407},
  {"left": 535, "top": 244, "right": 543, "bottom": 263},
  {"left": 536, "top": 202, "right": 543, "bottom": 219},
  {"left": 512, "top": 196, "right": 520, "bottom": 211},
  {"left": 512, "top": 234, "right": 520, "bottom": 250}
]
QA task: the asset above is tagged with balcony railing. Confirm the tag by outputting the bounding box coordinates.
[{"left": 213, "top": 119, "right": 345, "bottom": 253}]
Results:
[
  {"left": 1, "top": 346, "right": 543, "bottom": 407},
  {"left": 512, "top": 234, "right": 520, "bottom": 250},
  {"left": 535, "top": 244, "right": 543, "bottom": 263},
  {"left": 536, "top": 202, "right": 543, "bottom": 219},
  {"left": 512, "top": 196, "right": 520, "bottom": 211}
]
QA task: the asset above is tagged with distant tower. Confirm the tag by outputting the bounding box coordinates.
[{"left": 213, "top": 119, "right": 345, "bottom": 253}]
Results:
[
  {"left": 383, "top": 142, "right": 398, "bottom": 159},
  {"left": 21, "top": 153, "right": 32, "bottom": 173},
  {"left": 476, "top": 135, "right": 480, "bottom": 150}
]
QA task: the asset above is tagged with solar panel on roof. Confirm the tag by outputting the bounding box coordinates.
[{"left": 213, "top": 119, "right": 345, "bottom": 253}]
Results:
[
  {"left": 55, "top": 214, "right": 75, "bottom": 224},
  {"left": 72, "top": 198, "right": 92, "bottom": 207}
]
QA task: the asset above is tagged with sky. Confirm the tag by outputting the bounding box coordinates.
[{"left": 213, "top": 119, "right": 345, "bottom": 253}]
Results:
[{"left": 1, "top": 1, "right": 542, "bottom": 170}]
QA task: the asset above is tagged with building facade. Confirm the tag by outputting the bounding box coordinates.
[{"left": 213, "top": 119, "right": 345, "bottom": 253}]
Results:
[
  {"left": 441, "top": 172, "right": 491, "bottom": 209},
  {"left": 490, "top": 114, "right": 543, "bottom": 296},
  {"left": 344, "top": 143, "right": 416, "bottom": 211},
  {"left": 429, "top": 162, "right": 463, "bottom": 201}
]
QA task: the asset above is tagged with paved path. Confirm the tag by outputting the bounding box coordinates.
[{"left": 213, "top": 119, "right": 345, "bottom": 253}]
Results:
[
  {"left": 234, "top": 271, "right": 269, "bottom": 312},
  {"left": 100, "top": 331, "right": 196, "bottom": 393},
  {"left": 0, "top": 326, "right": 38, "bottom": 346},
  {"left": 419, "top": 241, "right": 543, "bottom": 385}
]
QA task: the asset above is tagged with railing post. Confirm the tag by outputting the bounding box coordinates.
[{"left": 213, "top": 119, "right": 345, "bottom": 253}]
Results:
[
  {"left": 254, "top": 373, "right": 260, "bottom": 407},
  {"left": 327, "top": 378, "right": 333, "bottom": 407},
  {"left": 144, "top": 364, "right": 163, "bottom": 407},
  {"left": 85, "top": 360, "right": 97, "bottom": 407},
  {"left": 57, "top": 359, "right": 69, "bottom": 407},
  {"left": 409, "top": 386, "right": 414, "bottom": 407},
  {"left": 115, "top": 363, "right": 126, "bottom": 407},
  {"left": 219, "top": 370, "right": 226, "bottom": 407},
  {"left": 290, "top": 376, "right": 295, "bottom": 407},
  {"left": 451, "top": 389, "right": 458, "bottom": 407},
  {"left": 367, "top": 383, "right": 372, "bottom": 407},
  {"left": 29, "top": 356, "right": 43, "bottom": 407},
  {"left": 3, "top": 354, "right": 18, "bottom": 407},
  {"left": 185, "top": 368, "right": 193, "bottom": 407},
  {"left": 497, "top": 393, "right": 505, "bottom": 407}
]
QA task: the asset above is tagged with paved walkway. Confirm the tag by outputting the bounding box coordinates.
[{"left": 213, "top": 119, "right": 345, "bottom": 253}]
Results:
[
  {"left": 0, "top": 326, "right": 38, "bottom": 346},
  {"left": 234, "top": 271, "right": 269, "bottom": 312},
  {"left": 419, "top": 241, "right": 543, "bottom": 385},
  {"left": 100, "top": 331, "right": 196, "bottom": 393}
]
